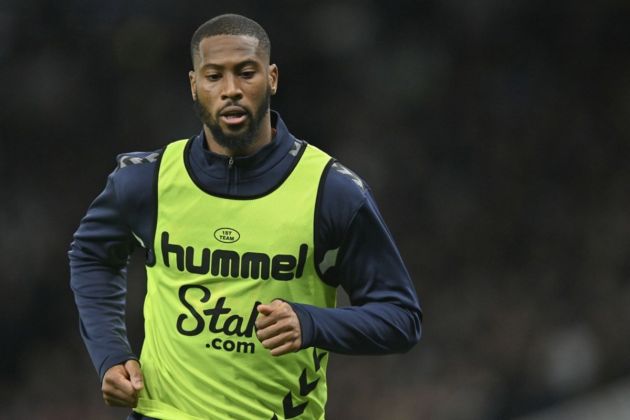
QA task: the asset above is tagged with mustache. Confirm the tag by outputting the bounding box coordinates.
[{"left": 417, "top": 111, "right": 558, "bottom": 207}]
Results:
[{"left": 218, "top": 102, "right": 251, "bottom": 116}]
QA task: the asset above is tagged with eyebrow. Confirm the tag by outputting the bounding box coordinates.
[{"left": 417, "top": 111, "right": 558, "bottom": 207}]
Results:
[{"left": 199, "top": 59, "right": 262, "bottom": 71}]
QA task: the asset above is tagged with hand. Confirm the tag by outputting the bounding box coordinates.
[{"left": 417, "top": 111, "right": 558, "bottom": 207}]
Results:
[
  {"left": 256, "top": 300, "right": 302, "bottom": 356},
  {"left": 101, "top": 359, "right": 144, "bottom": 408}
]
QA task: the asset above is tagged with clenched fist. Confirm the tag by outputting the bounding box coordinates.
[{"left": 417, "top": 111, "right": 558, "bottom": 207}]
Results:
[
  {"left": 255, "top": 300, "right": 302, "bottom": 356},
  {"left": 101, "top": 359, "right": 144, "bottom": 407}
]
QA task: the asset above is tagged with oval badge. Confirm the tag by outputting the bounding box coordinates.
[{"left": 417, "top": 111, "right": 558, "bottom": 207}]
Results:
[{"left": 214, "top": 227, "right": 240, "bottom": 243}]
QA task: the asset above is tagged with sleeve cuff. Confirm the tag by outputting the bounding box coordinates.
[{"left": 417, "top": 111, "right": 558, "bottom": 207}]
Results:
[
  {"left": 288, "top": 302, "right": 316, "bottom": 349},
  {"left": 98, "top": 353, "right": 139, "bottom": 381}
]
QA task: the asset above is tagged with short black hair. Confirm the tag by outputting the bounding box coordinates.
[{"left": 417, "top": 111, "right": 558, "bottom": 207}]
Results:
[{"left": 190, "top": 14, "right": 271, "bottom": 66}]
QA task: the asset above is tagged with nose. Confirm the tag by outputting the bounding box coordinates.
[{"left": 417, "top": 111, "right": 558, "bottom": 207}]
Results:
[{"left": 220, "top": 74, "right": 243, "bottom": 101}]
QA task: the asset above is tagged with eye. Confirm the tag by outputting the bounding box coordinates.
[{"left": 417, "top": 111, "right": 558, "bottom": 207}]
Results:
[
  {"left": 240, "top": 70, "right": 256, "bottom": 79},
  {"left": 206, "top": 73, "right": 221, "bottom": 81}
]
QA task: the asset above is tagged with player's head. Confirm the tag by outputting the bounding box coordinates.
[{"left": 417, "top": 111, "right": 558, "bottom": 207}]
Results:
[
  {"left": 188, "top": 14, "right": 278, "bottom": 154},
  {"left": 190, "top": 14, "right": 271, "bottom": 68}
]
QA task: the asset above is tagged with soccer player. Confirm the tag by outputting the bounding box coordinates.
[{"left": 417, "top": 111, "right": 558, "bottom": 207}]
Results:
[{"left": 69, "top": 14, "right": 422, "bottom": 420}]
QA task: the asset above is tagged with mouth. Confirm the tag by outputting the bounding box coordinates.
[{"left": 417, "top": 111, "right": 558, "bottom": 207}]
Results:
[{"left": 219, "top": 106, "right": 248, "bottom": 126}]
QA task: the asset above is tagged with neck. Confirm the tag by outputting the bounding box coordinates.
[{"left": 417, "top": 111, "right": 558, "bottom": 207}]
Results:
[{"left": 204, "top": 112, "right": 272, "bottom": 157}]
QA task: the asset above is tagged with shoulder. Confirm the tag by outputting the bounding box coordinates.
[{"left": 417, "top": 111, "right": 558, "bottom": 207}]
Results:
[
  {"left": 115, "top": 150, "right": 162, "bottom": 171},
  {"left": 109, "top": 149, "right": 163, "bottom": 214},
  {"left": 326, "top": 161, "right": 368, "bottom": 195},
  {"left": 111, "top": 149, "right": 163, "bottom": 184},
  {"left": 322, "top": 160, "right": 369, "bottom": 208},
  {"left": 317, "top": 160, "right": 370, "bottom": 246}
]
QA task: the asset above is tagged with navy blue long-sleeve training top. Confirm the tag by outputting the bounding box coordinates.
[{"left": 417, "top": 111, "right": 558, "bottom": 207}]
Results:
[{"left": 69, "top": 111, "right": 422, "bottom": 380}]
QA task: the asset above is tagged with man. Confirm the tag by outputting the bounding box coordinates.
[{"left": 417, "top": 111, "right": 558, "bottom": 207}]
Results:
[{"left": 70, "top": 14, "right": 422, "bottom": 420}]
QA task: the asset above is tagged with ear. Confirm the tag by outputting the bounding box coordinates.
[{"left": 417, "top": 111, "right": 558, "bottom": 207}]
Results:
[
  {"left": 189, "top": 70, "right": 197, "bottom": 101},
  {"left": 268, "top": 64, "right": 278, "bottom": 95}
]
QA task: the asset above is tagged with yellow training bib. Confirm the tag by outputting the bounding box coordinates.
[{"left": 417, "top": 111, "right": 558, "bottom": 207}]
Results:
[{"left": 136, "top": 138, "right": 336, "bottom": 420}]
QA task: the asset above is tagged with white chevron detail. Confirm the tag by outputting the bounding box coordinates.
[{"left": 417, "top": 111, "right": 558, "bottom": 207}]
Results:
[{"left": 319, "top": 248, "right": 339, "bottom": 274}]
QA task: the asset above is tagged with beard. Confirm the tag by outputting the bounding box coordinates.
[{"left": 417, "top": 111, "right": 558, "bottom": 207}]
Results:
[{"left": 193, "top": 86, "right": 271, "bottom": 153}]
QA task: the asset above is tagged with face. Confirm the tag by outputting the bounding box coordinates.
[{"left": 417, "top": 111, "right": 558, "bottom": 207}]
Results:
[{"left": 189, "top": 35, "right": 278, "bottom": 153}]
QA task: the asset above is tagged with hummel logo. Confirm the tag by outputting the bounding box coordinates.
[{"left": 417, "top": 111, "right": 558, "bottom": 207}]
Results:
[{"left": 161, "top": 231, "right": 308, "bottom": 281}]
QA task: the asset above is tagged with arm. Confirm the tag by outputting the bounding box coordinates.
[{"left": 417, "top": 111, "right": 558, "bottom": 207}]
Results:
[
  {"left": 69, "top": 172, "right": 137, "bottom": 379},
  {"left": 292, "top": 192, "right": 422, "bottom": 354},
  {"left": 255, "top": 164, "right": 422, "bottom": 356}
]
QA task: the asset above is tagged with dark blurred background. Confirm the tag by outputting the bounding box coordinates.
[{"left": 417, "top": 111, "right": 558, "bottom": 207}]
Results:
[{"left": 2, "top": 0, "right": 630, "bottom": 419}]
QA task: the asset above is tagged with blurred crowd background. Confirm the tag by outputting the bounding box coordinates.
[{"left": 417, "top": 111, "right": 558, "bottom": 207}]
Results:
[{"left": 1, "top": 0, "right": 630, "bottom": 419}]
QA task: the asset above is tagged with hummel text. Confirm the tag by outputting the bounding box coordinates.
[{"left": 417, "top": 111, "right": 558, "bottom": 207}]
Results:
[{"left": 161, "top": 231, "right": 308, "bottom": 281}]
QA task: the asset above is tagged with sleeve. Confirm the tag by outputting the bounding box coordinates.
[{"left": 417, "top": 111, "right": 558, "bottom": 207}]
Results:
[
  {"left": 290, "top": 175, "right": 422, "bottom": 355},
  {"left": 69, "top": 170, "right": 138, "bottom": 380}
]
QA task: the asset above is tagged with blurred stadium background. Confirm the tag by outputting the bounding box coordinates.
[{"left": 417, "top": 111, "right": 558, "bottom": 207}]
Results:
[{"left": 1, "top": 0, "right": 630, "bottom": 418}]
